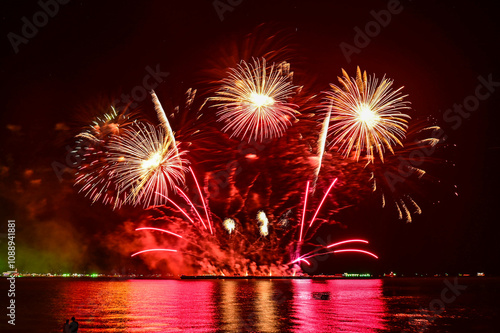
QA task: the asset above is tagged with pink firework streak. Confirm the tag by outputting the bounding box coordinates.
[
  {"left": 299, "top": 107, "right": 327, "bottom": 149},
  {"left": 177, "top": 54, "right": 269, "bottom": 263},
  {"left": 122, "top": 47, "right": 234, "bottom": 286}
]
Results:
[
  {"left": 131, "top": 249, "right": 178, "bottom": 257},
  {"left": 174, "top": 186, "right": 208, "bottom": 230},
  {"left": 334, "top": 249, "right": 379, "bottom": 259},
  {"left": 189, "top": 166, "right": 213, "bottom": 234},
  {"left": 327, "top": 239, "right": 369, "bottom": 248},
  {"left": 290, "top": 238, "right": 378, "bottom": 265},
  {"left": 135, "top": 227, "right": 183, "bottom": 239},
  {"left": 299, "top": 180, "right": 310, "bottom": 242},
  {"left": 308, "top": 178, "right": 338, "bottom": 228},
  {"left": 156, "top": 192, "right": 200, "bottom": 228}
]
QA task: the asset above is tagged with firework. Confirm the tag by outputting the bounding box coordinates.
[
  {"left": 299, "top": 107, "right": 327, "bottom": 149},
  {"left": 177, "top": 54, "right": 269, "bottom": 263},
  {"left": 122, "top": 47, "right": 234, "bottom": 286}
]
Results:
[
  {"left": 210, "top": 58, "right": 299, "bottom": 142},
  {"left": 73, "top": 48, "right": 445, "bottom": 276},
  {"left": 326, "top": 67, "right": 411, "bottom": 162},
  {"left": 223, "top": 218, "right": 236, "bottom": 234},
  {"left": 107, "top": 122, "right": 188, "bottom": 208},
  {"left": 74, "top": 106, "right": 135, "bottom": 206},
  {"left": 256, "top": 210, "right": 269, "bottom": 236},
  {"left": 368, "top": 122, "right": 443, "bottom": 222}
]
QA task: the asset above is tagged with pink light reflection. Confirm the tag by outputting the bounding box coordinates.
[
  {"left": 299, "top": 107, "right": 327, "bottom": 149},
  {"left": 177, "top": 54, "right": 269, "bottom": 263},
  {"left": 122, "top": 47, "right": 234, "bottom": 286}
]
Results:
[{"left": 292, "top": 279, "right": 387, "bottom": 332}]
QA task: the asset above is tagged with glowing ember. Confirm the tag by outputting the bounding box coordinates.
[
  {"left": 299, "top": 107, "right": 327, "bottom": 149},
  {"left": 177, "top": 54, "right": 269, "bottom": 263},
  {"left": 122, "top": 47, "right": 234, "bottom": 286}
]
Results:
[{"left": 223, "top": 218, "right": 236, "bottom": 234}]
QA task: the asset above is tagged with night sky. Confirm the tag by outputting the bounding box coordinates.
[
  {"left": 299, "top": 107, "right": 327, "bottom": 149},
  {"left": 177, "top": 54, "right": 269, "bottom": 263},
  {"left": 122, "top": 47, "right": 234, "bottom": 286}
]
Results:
[{"left": 1, "top": 0, "right": 499, "bottom": 275}]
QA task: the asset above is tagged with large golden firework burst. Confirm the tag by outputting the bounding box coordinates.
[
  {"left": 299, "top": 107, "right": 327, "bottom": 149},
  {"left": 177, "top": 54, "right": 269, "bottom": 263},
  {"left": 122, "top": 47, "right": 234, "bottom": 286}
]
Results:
[
  {"left": 210, "top": 58, "right": 300, "bottom": 142},
  {"left": 107, "top": 122, "right": 189, "bottom": 208},
  {"left": 326, "top": 67, "right": 411, "bottom": 162}
]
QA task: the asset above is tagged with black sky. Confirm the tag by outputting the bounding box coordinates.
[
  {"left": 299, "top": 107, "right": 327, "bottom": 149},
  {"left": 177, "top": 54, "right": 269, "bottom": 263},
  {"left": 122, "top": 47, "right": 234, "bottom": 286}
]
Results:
[{"left": 1, "top": 0, "right": 499, "bottom": 275}]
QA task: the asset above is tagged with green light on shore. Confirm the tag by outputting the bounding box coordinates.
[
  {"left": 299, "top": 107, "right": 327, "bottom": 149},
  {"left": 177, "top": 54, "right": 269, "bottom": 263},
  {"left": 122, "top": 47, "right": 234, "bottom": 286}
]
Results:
[
  {"left": 343, "top": 273, "right": 372, "bottom": 278},
  {"left": 62, "top": 274, "right": 70, "bottom": 277},
  {"left": 91, "top": 273, "right": 98, "bottom": 278}
]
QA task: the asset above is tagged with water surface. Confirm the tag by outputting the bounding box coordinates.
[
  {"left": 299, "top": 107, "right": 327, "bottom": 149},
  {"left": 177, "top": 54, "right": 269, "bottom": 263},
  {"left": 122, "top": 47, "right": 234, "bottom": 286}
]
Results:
[{"left": 2, "top": 277, "right": 498, "bottom": 332}]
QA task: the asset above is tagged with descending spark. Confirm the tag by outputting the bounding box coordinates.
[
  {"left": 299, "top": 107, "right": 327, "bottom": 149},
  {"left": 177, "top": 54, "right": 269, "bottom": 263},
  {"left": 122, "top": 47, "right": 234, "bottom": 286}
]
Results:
[
  {"left": 210, "top": 58, "right": 299, "bottom": 142},
  {"left": 107, "top": 122, "right": 188, "bottom": 208},
  {"left": 223, "top": 218, "right": 236, "bottom": 234},
  {"left": 308, "top": 178, "right": 338, "bottom": 228},
  {"left": 131, "top": 249, "right": 177, "bottom": 257},
  {"left": 395, "top": 202, "right": 403, "bottom": 220},
  {"left": 189, "top": 166, "right": 213, "bottom": 234},
  {"left": 174, "top": 186, "right": 208, "bottom": 230},
  {"left": 299, "top": 181, "right": 310, "bottom": 242},
  {"left": 326, "top": 239, "right": 369, "bottom": 248},
  {"left": 135, "top": 227, "right": 183, "bottom": 239},
  {"left": 407, "top": 195, "right": 422, "bottom": 215},
  {"left": 257, "top": 211, "right": 269, "bottom": 236},
  {"left": 399, "top": 199, "right": 411, "bottom": 223},
  {"left": 326, "top": 67, "right": 411, "bottom": 162},
  {"left": 333, "top": 249, "right": 379, "bottom": 259}
]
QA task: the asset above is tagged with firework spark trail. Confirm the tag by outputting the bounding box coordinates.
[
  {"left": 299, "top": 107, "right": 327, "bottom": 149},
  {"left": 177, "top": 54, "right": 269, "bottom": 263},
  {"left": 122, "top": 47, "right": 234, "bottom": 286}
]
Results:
[
  {"left": 135, "top": 227, "right": 183, "bottom": 239},
  {"left": 189, "top": 166, "right": 213, "bottom": 234},
  {"left": 326, "top": 239, "right": 369, "bottom": 248},
  {"left": 367, "top": 122, "right": 442, "bottom": 222},
  {"left": 295, "top": 248, "right": 379, "bottom": 262},
  {"left": 288, "top": 239, "right": 370, "bottom": 265},
  {"left": 151, "top": 91, "right": 184, "bottom": 166},
  {"left": 174, "top": 186, "right": 208, "bottom": 230},
  {"left": 327, "top": 67, "right": 411, "bottom": 162},
  {"left": 308, "top": 178, "right": 338, "bottom": 228},
  {"left": 333, "top": 249, "right": 379, "bottom": 259},
  {"left": 131, "top": 248, "right": 178, "bottom": 257},
  {"left": 155, "top": 192, "right": 202, "bottom": 229},
  {"left": 151, "top": 91, "right": 176, "bottom": 145},
  {"left": 313, "top": 103, "right": 332, "bottom": 191},
  {"left": 299, "top": 180, "right": 310, "bottom": 242}
]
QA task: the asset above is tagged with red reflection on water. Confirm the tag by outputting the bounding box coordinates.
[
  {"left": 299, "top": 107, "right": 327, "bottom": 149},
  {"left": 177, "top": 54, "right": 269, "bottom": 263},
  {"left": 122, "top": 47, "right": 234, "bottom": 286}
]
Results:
[
  {"left": 51, "top": 280, "right": 216, "bottom": 332},
  {"left": 292, "top": 279, "right": 387, "bottom": 332},
  {"left": 127, "top": 280, "right": 216, "bottom": 332}
]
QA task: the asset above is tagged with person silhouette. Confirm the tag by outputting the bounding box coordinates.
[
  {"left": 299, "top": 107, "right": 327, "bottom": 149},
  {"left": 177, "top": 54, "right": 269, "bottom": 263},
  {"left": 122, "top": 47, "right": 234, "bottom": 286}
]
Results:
[
  {"left": 69, "top": 316, "right": 79, "bottom": 333},
  {"left": 63, "top": 319, "right": 70, "bottom": 333}
]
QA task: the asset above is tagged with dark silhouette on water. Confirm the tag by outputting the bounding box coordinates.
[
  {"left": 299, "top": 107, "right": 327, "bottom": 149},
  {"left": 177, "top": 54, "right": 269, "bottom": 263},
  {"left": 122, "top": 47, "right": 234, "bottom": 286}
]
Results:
[
  {"left": 69, "top": 317, "right": 79, "bottom": 333},
  {"left": 63, "top": 319, "right": 70, "bottom": 333}
]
